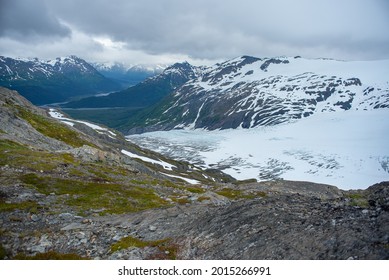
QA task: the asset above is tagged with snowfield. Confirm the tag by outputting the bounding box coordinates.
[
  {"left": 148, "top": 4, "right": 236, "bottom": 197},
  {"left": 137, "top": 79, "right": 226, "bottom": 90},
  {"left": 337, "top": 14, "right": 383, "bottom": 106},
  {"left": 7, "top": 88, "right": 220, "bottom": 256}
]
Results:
[{"left": 127, "top": 109, "right": 389, "bottom": 190}]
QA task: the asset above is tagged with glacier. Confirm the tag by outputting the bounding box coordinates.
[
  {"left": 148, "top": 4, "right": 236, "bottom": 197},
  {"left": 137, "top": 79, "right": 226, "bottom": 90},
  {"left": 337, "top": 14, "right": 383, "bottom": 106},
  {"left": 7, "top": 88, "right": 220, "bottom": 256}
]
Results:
[{"left": 127, "top": 109, "right": 389, "bottom": 190}]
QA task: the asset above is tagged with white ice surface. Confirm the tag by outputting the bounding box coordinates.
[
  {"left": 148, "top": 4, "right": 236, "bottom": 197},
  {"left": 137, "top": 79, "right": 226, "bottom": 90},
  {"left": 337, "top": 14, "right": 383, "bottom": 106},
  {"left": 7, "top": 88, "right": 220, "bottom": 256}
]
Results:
[{"left": 127, "top": 109, "right": 389, "bottom": 190}]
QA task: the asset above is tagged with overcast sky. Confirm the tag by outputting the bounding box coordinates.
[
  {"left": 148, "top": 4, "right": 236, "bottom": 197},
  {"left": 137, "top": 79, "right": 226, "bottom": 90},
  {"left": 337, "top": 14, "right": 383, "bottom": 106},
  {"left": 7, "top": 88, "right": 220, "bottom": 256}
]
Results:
[{"left": 1, "top": 0, "right": 388, "bottom": 66}]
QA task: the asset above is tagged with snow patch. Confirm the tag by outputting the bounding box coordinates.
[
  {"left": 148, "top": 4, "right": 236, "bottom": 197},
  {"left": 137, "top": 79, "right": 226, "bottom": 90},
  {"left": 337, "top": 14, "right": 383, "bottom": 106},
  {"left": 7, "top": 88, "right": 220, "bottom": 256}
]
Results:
[
  {"left": 48, "top": 109, "right": 117, "bottom": 137},
  {"left": 121, "top": 149, "right": 176, "bottom": 171}
]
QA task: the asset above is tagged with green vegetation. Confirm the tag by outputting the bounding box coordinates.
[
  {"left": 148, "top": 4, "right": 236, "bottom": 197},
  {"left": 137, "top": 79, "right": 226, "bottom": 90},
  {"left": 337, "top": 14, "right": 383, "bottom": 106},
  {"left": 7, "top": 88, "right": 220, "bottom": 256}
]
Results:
[
  {"left": 346, "top": 192, "right": 369, "bottom": 208},
  {"left": 111, "top": 236, "right": 155, "bottom": 252},
  {"left": 0, "top": 139, "right": 76, "bottom": 172},
  {"left": 0, "top": 200, "right": 39, "bottom": 212},
  {"left": 216, "top": 188, "right": 267, "bottom": 200},
  {"left": 21, "top": 173, "right": 168, "bottom": 215},
  {"left": 236, "top": 178, "right": 258, "bottom": 185},
  {"left": 197, "top": 196, "right": 211, "bottom": 202},
  {"left": 14, "top": 251, "right": 88, "bottom": 260},
  {"left": 186, "top": 186, "right": 206, "bottom": 194},
  {"left": 0, "top": 244, "right": 6, "bottom": 260},
  {"left": 111, "top": 236, "right": 177, "bottom": 259},
  {"left": 15, "top": 106, "right": 92, "bottom": 147},
  {"left": 171, "top": 196, "right": 191, "bottom": 205}
]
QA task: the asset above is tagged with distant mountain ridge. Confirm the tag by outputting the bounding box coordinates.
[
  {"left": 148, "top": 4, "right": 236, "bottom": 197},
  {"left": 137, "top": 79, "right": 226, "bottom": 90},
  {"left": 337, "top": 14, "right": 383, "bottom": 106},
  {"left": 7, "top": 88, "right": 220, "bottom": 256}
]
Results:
[
  {"left": 63, "top": 61, "right": 202, "bottom": 109},
  {"left": 0, "top": 55, "right": 121, "bottom": 105},
  {"left": 92, "top": 62, "right": 166, "bottom": 87},
  {"left": 123, "top": 55, "right": 389, "bottom": 134}
]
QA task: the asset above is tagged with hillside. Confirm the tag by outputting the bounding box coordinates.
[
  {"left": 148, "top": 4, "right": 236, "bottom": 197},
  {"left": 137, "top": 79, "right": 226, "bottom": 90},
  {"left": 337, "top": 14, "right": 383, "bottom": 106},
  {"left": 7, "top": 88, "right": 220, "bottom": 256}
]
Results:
[
  {"left": 0, "top": 56, "right": 121, "bottom": 105},
  {"left": 0, "top": 87, "right": 388, "bottom": 260},
  {"left": 123, "top": 56, "right": 389, "bottom": 134}
]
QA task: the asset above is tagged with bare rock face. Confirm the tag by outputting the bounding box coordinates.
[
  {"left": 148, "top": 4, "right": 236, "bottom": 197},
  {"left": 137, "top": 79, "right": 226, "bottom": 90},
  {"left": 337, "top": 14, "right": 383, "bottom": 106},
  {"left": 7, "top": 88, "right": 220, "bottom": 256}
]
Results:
[{"left": 177, "top": 190, "right": 389, "bottom": 259}]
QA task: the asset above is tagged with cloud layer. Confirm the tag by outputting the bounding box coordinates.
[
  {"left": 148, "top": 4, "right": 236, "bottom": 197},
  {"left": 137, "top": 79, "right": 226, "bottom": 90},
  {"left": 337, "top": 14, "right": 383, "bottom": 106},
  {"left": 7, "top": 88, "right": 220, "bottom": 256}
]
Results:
[{"left": 1, "top": 0, "right": 388, "bottom": 65}]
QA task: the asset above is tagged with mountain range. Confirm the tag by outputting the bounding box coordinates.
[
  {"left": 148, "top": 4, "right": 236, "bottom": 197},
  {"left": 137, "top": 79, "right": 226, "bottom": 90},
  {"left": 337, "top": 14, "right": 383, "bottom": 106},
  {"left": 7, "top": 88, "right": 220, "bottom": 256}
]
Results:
[
  {"left": 121, "top": 55, "right": 389, "bottom": 134},
  {"left": 5, "top": 54, "right": 386, "bottom": 137},
  {"left": 0, "top": 56, "right": 123, "bottom": 105}
]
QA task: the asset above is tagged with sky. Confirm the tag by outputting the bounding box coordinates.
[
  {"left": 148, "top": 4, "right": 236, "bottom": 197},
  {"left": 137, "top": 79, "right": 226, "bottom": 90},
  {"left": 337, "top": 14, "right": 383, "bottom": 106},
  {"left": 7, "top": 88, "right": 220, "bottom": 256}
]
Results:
[{"left": 0, "top": 0, "right": 388, "bottom": 66}]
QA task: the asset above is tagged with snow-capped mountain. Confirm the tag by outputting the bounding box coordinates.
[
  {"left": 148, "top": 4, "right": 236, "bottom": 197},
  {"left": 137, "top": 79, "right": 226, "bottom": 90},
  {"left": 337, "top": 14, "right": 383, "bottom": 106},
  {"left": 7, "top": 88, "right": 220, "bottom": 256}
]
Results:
[
  {"left": 125, "top": 55, "right": 389, "bottom": 133},
  {"left": 92, "top": 62, "right": 166, "bottom": 87},
  {"left": 0, "top": 55, "right": 121, "bottom": 105}
]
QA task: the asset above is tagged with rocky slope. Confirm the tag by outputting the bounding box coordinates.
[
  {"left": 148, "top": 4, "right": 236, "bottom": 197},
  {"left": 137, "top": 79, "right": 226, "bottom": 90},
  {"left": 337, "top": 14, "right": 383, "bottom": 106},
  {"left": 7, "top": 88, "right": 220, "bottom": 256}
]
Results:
[
  {"left": 0, "top": 87, "right": 388, "bottom": 259},
  {"left": 0, "top": 56, "right": 121, "bottom": 105},
  {"left": 123, "top": 56, "right": 389, "bottom": 134}
]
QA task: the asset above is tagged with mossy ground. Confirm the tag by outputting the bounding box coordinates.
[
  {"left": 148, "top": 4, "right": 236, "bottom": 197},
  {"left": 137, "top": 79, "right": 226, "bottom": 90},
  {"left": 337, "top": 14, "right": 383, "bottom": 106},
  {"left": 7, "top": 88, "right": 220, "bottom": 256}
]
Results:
[
  {"left": 20, "top": 173, "right": 168, "bottom": 215},
  {"left": 0, "top": 138, "right": 170, "bottom": 215},
  {"left": 0, "top": 139, "right": 76, "bottom": 172},
  {"left": 0, "top": 244, "right": 6, "bottom": 259},
  {"left": 215, "top": 188, "right": 267, "bottom": 200},
  {"left": 15, "top": 106, "right": 93, "bottom": 148},
  {"left": 0, "top": 200, "right": 39, "bottom": 212},
  {"left": 346, "top": 192, "right": 369, "bottom": 208},
  {"left": 111, "top": 236, "right": 177, "bottom": 259},
  {"left": 1, "top": 137, "right": 264, "bottom": 215},
  {"left": 14, "top": 251, "right": 88, "bottom": 260}
]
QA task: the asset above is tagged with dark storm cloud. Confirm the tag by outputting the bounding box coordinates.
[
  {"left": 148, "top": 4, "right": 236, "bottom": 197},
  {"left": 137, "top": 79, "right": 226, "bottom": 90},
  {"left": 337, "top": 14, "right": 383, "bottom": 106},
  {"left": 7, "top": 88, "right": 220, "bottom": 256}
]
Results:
[
  {"left": 1, "top": 0, "right": 388, "bottom": 62},
  {"left": 46, "top": 0, "right": 389, "bottom": 60},
  {"left": 0, "top": 0, "right": 71, "bottom": 40}
]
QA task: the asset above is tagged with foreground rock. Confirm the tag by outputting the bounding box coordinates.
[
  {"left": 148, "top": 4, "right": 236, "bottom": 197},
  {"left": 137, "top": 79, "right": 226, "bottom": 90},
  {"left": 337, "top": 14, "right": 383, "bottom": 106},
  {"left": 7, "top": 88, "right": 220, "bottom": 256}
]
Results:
[{"left": 1, "top": 181, "right": 388, "bottom": 260}]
